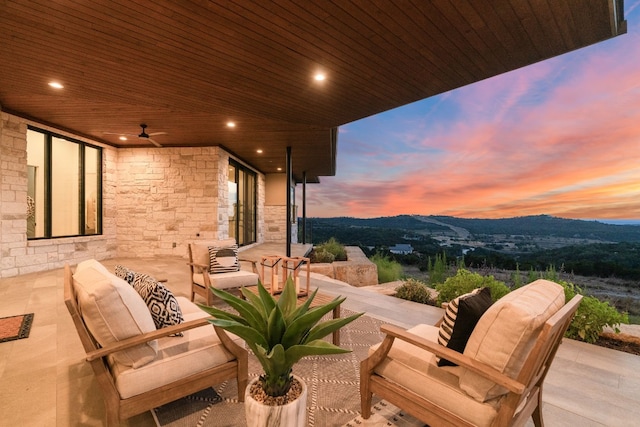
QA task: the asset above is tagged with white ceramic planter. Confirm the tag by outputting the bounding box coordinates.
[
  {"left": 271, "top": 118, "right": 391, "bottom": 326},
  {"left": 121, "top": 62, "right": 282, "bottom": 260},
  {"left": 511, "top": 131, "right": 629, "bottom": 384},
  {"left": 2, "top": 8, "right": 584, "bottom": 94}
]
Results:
[{"left": 244, "top": 376, "right": 308, "bottom": 427}]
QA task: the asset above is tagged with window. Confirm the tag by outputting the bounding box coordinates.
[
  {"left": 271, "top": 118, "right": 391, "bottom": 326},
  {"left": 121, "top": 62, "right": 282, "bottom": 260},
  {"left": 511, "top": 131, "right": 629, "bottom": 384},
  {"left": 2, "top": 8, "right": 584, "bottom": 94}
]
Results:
[
  {"left": 228, "top": 160, "right": 256, "bottom": 246},
  {"left": 26, "top": 127, "right": 102, "bottom": 239}
]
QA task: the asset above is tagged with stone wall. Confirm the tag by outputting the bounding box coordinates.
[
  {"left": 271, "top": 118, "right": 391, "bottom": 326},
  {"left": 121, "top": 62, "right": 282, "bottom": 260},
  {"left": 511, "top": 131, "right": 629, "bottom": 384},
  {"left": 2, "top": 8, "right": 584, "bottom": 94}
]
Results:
[
  {"left": 309, "top": 246, "right": 378, "bottom": 287},
  {"left": 0, "top": 111, "right": 270, "bottom": 277},
  {"left": 263, "top": 205, "right": 287, "bottom": 243},
  {"left": 0, "top": 112, "right": 119, "bottom": 277},
  {"left": 116, "top": 147, "right": 223, "bottom": 257}
]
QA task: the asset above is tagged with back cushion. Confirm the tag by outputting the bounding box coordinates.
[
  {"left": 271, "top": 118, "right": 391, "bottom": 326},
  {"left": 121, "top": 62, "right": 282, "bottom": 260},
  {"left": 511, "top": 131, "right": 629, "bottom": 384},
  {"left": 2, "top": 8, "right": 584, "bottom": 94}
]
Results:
[
  {"left": 73, "top": 264, "right": 158, "bottom": 368},
  {"left": 190, "top": 239, "right": 237, "bottom": 268},
  {"left": 458, "top": 279, "right": 565, "bottom": 401}
]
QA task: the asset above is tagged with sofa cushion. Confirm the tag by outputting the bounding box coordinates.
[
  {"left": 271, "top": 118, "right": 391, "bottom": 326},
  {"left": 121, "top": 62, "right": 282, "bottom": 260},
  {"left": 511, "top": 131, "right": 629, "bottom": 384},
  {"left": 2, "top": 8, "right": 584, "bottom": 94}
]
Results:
[
  {"left": 110, "top": 296, "right": 245, "bottom": 399},
  {"left": 459, "top": 279, "right": 565, "bottom": 401},
  {"left": 208, "top": 244, "right": 240, "bottom": 274},
  {"left": 73, "top": 263, "right": 158, "bottom": 368},
  {"left": 437, "top": 287, "right": 493, "bottom": 367},
  {"left": 370, "top": 324, "right": 499, "bottom": 426}
]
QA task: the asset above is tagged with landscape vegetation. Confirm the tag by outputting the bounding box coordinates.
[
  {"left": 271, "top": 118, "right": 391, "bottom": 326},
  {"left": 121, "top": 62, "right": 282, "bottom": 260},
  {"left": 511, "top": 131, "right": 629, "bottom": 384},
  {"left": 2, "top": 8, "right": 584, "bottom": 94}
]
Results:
[{"left": 302, "top": 214, "right": 640, "bottom": 324}]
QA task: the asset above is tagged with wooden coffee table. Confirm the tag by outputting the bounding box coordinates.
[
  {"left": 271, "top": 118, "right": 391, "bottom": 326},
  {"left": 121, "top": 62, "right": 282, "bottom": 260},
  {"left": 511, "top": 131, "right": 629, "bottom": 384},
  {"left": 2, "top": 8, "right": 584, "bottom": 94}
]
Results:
[{"left": 242, "top": 286, "right": 342, "bottom": 345}]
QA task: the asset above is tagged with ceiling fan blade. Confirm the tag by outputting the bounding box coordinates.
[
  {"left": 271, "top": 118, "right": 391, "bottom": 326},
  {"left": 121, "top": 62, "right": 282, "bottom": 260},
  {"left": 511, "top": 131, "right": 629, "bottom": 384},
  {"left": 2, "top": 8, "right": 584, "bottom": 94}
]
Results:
[
  {"left": 148, "top": 137, "right": 163, "bottom": 147},
  {"left": 148, "top": 132, "right": 167, "bottom": 136}
]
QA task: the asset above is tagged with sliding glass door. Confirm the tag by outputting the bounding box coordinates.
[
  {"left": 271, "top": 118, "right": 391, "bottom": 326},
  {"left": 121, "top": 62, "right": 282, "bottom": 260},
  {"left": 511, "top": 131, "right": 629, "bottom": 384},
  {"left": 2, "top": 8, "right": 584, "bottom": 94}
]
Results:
[{"left": 228, "top": 160, "right": 256, "bottom": 245}]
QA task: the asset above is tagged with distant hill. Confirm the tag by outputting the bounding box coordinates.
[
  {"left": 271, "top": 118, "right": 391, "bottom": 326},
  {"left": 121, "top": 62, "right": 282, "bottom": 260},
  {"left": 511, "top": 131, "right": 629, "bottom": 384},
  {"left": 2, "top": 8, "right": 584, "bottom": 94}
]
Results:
[
  {"left": 428, "top": 214, "right": 640, "bottom": 242},
  {"left": 304, "top": 214, "right": 640, "bottom": 244}
]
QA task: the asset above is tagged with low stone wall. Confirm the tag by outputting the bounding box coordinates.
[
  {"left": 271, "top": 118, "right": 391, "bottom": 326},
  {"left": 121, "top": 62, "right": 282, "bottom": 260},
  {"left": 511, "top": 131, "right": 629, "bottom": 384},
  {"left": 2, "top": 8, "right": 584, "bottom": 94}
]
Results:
[{"left": 309, "top": 246, "right": 378, "bottom": 287}]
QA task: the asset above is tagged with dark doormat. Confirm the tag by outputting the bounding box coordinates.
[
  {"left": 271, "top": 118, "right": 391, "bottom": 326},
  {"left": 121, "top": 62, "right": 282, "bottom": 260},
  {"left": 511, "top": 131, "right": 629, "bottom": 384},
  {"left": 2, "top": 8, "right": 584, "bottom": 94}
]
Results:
[{"left": 0, "top": 313, "right": 34, "bottom": 343}]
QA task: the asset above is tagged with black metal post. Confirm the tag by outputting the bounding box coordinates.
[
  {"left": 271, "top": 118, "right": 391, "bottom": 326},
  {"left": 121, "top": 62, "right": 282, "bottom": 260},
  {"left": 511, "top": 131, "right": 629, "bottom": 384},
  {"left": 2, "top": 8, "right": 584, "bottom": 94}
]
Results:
[
  {"left": 286, "top": 146, "right": 292, "bottom": 257},
  {"left": 302, "top": 171, "right": 307, "bottom": 244}
]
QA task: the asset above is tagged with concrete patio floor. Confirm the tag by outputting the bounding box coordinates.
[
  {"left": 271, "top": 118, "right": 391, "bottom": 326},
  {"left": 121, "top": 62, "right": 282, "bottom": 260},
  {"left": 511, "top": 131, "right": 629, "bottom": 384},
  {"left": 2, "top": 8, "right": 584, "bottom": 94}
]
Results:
[{"left": 1, "top": 243, "right": 639, "bottom": 426}]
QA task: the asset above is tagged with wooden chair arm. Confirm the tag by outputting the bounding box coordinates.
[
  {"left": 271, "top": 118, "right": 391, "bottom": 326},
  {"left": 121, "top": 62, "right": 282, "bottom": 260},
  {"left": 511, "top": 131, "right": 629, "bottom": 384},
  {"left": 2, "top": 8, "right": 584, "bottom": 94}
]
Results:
[
  {"left": 378, "top": 324, "right": 526, "bottom": 395},
  {"left": 238, "top": 258, "right": 258, "bottom": 274},
  {"left": 187, "top": 261, "right": 208, "bottom": 273},
  {"left": 87, "top": 317, "right": 213, "bottom": 361}
]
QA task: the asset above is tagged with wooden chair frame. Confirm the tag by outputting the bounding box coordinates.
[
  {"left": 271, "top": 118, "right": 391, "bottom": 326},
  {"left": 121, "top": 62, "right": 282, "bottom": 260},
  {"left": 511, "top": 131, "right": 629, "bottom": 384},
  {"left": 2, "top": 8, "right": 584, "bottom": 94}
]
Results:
[
  {"left": 64, "top": 264, "right": 248, "bottom": 426},
  {"left": 187, "top": 244, "right": 258, "bottom": 306},
  {"left": 360, "top": 294, "right": 582, "bottom": 427}
]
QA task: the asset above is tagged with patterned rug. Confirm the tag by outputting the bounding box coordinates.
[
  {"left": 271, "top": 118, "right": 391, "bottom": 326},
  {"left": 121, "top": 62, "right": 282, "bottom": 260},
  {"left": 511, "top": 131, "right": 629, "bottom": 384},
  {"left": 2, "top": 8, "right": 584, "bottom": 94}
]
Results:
[
  {"left": 152, "top": 311, "right": 425, "bottom": 427},
  {"left": 0, "top": 313, "right": 34, "bottom": 343}
]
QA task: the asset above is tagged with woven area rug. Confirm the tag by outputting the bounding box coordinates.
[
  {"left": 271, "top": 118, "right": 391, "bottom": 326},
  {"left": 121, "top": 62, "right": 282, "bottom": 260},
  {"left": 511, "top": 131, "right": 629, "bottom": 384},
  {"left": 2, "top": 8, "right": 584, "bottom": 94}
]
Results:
[
  {"left": 0, "top": 313, "right": 34, "bottom": 343},
  {"left": 152, "top": 310, "right": 425, "bottom": 427}
]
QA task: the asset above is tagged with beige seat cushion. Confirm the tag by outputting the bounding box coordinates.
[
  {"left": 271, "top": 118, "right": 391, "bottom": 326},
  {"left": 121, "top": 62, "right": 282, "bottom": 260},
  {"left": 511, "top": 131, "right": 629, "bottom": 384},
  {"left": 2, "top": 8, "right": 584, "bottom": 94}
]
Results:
[
  {"left": 192, "top": 270, "right": 259, "bottom": 290},
  {"left": 110, "top": 296, "right": 244, "bottom": 399},
  {"left": 370, "top": 324, "right": 500, "bottom": 427},
  {"left": 73, "top": 261, "right": 158, "bottom": 368},
  {"left": 459, "top": 279, "right": 565, "bottom": 401}
]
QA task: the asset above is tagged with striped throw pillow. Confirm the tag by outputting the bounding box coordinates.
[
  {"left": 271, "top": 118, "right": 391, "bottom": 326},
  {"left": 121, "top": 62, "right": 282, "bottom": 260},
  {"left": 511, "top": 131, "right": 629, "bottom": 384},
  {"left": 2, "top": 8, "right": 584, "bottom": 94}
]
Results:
[
  {"left": 208, "top": 244, "right": 240, "bottom": 274},
  {"left": 437, "top": 287, "right": 493, "bottom": 366}
]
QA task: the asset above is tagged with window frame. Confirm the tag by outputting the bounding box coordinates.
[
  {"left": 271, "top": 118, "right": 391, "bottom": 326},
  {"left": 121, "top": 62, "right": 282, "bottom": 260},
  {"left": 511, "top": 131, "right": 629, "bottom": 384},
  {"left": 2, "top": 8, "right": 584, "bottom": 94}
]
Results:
[
  {"left": 26, "top": 126, "right": 103, "bottom": 240},
  {"left": 228, "top": 159, "right": 257, "bottom": 246}
]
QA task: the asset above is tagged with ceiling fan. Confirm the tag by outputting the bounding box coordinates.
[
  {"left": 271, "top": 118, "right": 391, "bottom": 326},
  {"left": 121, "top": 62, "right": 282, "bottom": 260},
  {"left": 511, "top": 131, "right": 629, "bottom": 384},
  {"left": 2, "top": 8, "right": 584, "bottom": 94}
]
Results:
[{"left": 104, "top": 124, "right": 167, "bottom": 147}]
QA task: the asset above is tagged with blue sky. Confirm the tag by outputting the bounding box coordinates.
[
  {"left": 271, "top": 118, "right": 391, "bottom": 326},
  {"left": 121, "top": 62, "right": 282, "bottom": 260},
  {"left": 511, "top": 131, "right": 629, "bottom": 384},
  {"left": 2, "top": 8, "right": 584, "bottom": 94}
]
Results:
[{"left": 305, "top": 2, "right": 640, "bottom": 221}]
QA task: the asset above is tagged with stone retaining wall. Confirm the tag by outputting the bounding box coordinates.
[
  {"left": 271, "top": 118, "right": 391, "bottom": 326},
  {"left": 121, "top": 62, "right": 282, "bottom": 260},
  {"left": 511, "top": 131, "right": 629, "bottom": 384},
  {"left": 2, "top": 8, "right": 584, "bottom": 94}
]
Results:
[{"left": 309, "top": 246, "right": 378, "bottom": 287}]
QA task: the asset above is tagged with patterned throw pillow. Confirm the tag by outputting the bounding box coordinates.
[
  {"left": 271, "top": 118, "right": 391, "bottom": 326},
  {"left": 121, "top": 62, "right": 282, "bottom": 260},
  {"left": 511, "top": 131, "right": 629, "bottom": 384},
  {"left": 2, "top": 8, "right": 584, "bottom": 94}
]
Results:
[
  {"left": 114, "top": 264, "right": 135, "bottom": 285},
  {"left": 135, "top": 275, "right": 184, "bottom": 332},
  {"left": 437, "top": 287, "right": 493, "bottom": 367},
  {"left": 208, "top": 244, "right": 240, "bottom": 274},
  {"left": 114, "top": 266, "right": 184, "bottom": 332}
]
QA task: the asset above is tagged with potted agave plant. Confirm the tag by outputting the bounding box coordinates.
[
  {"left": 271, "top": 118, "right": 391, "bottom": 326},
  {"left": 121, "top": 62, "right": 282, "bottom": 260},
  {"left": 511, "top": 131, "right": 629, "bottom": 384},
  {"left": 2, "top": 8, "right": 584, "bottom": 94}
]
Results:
[{"left": 198, "top": 277, "right": 363, "bottom": 426}]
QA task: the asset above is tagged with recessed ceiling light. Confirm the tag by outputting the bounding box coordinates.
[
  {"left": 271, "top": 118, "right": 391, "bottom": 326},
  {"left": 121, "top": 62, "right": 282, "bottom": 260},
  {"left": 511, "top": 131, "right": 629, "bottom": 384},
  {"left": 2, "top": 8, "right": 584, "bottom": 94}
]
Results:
[
  {"left": 227, "top": 121, "right": 236, "bottom": 128},
  {"left": 314, "top": 72, "right": 326, "bottom": 82},
  {"left": 256, "top": 149, "right": 263, "bottom": 154},
  {"left": 48, "top": 81, "right": 64, "bottom": 89},
  {"left": 277, "top": 167, "right": 282, "bottom": 171},
  {"left": 119, "top": 136, "right": 127, "bottom": 141}
]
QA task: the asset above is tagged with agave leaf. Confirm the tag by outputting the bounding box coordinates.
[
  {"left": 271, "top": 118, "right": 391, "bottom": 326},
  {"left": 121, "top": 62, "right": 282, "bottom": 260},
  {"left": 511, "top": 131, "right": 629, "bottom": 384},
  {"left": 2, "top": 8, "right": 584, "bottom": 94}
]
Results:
[
  {"left": 267, "top": 304, "right": 286, "bottom": 348},
  {"left": 288, "top": 287, "right": 319, "bottom": 320},
  {"left": 305, "top": 312, "right": 364, "bottom": 342},
  {"left": 240, "top": 286, "right": 268, "bottom": 319},
  {"left": 256, "top": 281, "right": 277, "bottom": 313},
  {"left": 206, "top": 318, "right": 269, "bottom": 349},
  {"left": 196, "top": 303, "right": 248, "bottom": 324},
  {"left": 254, "top": 343, "right": 291, "bottom": 378},
  {"left": 281, "top": 297, "right": 346, "bottom": 346},
  {"left": 284, "top": 340, "right": 351, "bottom": 365},
  {"left": 277, "top": 277, "right": 298, "bottom": 318},
  {"left": 209, "top": 286, "right": 267, "bottom": 335}
]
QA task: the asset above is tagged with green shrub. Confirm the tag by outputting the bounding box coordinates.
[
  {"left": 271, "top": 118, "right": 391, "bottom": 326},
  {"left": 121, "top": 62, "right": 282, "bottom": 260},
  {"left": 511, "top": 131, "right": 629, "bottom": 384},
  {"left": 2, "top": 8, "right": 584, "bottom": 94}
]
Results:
[
  {"left": 315, "top": 237, "right": 347, "bottom": 261},
  {"left": 370, "top": 253, "right": 403, "bottom": 283},
  {"left": 559, "top": 280, "right": 628, "bottom": 343},
  {"left": 431, "top": 268, "right": 629, "bottom": 344},
  {"left": 435, "top": 269, "right": 510, "bottom": 305},
  {"left": 395, "top": 278, "right": 435, "bottom": 305},
  {"left": 312, "top": 249, "right": 335, "bottom": 263}
]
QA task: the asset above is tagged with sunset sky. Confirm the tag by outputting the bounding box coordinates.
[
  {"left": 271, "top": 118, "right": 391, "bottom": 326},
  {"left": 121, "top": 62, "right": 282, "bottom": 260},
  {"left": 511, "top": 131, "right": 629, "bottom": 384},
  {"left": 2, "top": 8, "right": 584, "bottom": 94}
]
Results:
[{"left": 305, "top": 2, "right": 640, "bottom": 221}]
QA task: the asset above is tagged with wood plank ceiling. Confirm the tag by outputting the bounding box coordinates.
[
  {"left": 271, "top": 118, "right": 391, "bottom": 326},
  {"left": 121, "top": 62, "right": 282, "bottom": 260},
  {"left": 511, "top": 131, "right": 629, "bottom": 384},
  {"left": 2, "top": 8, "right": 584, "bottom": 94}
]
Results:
[{"left": 0, "top": 0, "right": 626, "bottom": 182}]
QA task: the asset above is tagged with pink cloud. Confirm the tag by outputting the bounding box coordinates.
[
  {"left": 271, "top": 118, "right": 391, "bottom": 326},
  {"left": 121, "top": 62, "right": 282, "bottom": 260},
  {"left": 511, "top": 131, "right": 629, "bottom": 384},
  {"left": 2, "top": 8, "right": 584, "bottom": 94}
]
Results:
[{"left": 307, "top": 21, "right": 640, "bottom": 220}]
